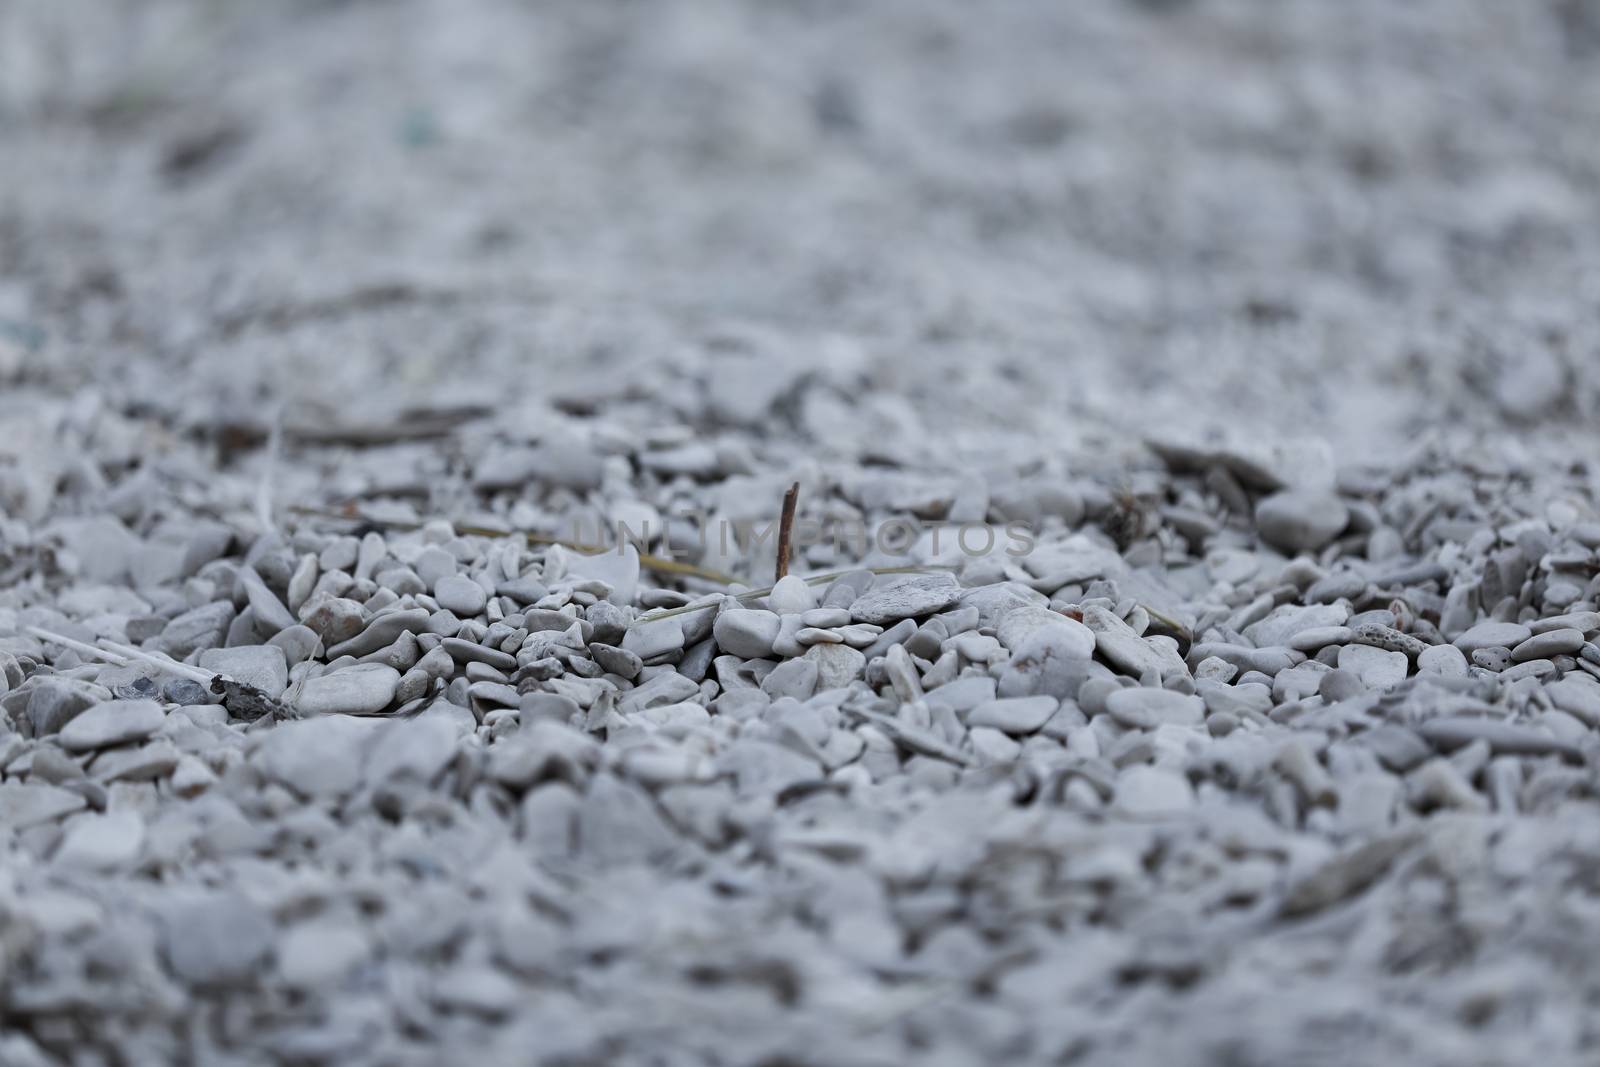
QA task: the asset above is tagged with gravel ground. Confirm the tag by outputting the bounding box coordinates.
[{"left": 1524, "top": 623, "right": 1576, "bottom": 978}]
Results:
[{"left": 5, "top": 1, "right": 1600, "bottom": 1064}]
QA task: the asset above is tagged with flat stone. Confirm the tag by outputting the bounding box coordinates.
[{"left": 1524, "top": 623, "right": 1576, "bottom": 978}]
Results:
[
  {"left": 295, "top": 663, "right": 401, "bottom": 716},
  {"left": 237, "top": 567, "right": 297, "bottom": 634},
  {"left": 252, "top": 714, "right": 381, "bottom": 798},
  {"left": 967, "top": 696, "right": 1058, "bottom": 734},
  {"left": 161, "top": 892, "right": 274, "bottom": 986},
  {"left": 327, "top": 608, "right": 432, "bottom": 659},
  {"left": 590, "top": 643, "right": 643, "bottom": 679},
  {"left": 366, "top": 713, "right": 460, "bottom": 785},
  {"left": 1452, "top": 621, "right": 1534, "bottom": 654},
  {"left": 0, "top": 782, "right": 87, "bottom": 828},
  {"left": 1104, "top": 687, "right": 1205, "bottom": 729},
  {"left": 92, "top": 738, "right": 180, "bottom": 782},
  {"left": 767, "top": 575, "right": 816, "bottom": 616},
  {"left": 998, "top": 623, "right": 1094, "bottom": 700},
  {"left": 1416, "top": 716, "right": 1582, "bottom": 760},
  {"left": 54, "top": 810, "right": 145, "bottom": 871},
  {"left": 1288, "top": 626, "right": 1353, "bottom": 652},
  {"left": 269, "top": 624, "right": 322, "bottom": 666},
  {"left": 849, "top": 574, "right": 962, "bottom": 626},
  {"left": 804, "top": 643, "right": 866, "bottom": 690},
  {"left": 713, "top": 609, "right": 782, "bottom": 659},
  {"left": 622, "top": 617, "right": 686, "bottom": 660},
  {"left": 996, "top": 607, "right": 1095, "bottom": 656},
  {"left": 1244, "top": 603, "right": 1350, "bottom": 648},
  {"left": 1531, "top": 611, "right": 1600, "bottom": 636},
  {"left": 300, "top": 597, "right": 367, "bottom": 646},
  {"left": 1084, "top": 605, "right": 1186, "bottom": 678},
  {"left": 59, "top": 699, "right": 165, "bottom": 752},
  {"left": 1511, "top": 628, "right": 1584, "bottom": 662},
  {"left": 1114, "top": 765, "right": 1195, "bottom": 816},
  {"left": 199, "top": 645, "right": 289, "bottom": 699},
  {"left": 27, "top": 677, "right": 104, "bottom": 736},
  {"left": 760, "top": 658, "right": 818, "bottom": 701},
  {"left": 434, "top": 574, "right": 489, "bottom": 617},
  {"left": 1254, "top": 490, "right": 1349, "bottom": 553},
  {"left": 1417, "top": 643, "right": 1468, "bottom": 677},
  {"left": 442, "top": 637, "right": 518, "bottom": 672},
  {"left": 1336, "top": 644, "right": 1408, "bottom": 689},
  {"left": 156, "top": 601, "right": 236, "bottom": 657}
]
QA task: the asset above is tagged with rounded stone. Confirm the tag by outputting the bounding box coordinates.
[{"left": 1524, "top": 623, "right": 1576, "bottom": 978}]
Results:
[
  {"left": 433, "top": 574, "right": 489, "bottom": 618},
  {"left": 1254, "top": 491, "right": 1350, "bottom": 554}
]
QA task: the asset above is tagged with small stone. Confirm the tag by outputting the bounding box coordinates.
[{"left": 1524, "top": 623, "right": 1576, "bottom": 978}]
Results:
[
  {"left": 1289, "top": 626, "right": 1354, "bottom": 652},
  {"left": 26, "top": 678, "right": 103, "bottom": 736},
  {"left": 295, "top": 664, "right": 401, "bottom": 716},
  {"left": 767, "top": 575, "right": 816, "bottom": 616},
  {"left": 801, "top": 607, "right": 851, "bottom": 628},
  {"left": 1416, "top": 716, "right": 1581, "bottom": 760},
  {"left": 54, "top": 810, "right": 145, "bottom": 871},
  {"left": 367, "top": 713, "right": 460, "bottom": 785},
  {"left": 713, "top": 609, "right": 782, "bottom": 659},
  {"left": 434, "top": 574, "right": 489, "bottom": 617},
  {"left": 1083, "top": 605, "right": 1185, "bottom": 679},
  {"left": 0, "top": 782, "right": 88, "bottom": 828},
  {"left": 251, "top": 715, "right": 380, "bottom": 798},
  {"left": 1511, "top": 628, "right": 1584, "bottom": 662},
  {"left": 269, "top": 624, "right": 322, "bottom": 666},
  {"left": 622, "top": 617, "right": 686, "bottom": 660},
  {"left": 848, "top": 574, "right": 963, "bottom": 625},
  {"left": 161, "top": 892, "right": 274, "bottom": 986},
  {"left": 161, "top": 678, "right": 210, "bottom": 706},
  {"left": 1472, "top": 646, "right": 1512, "bottom": 672},
  {"left": 761, "top": 658, "right": 819, "bottom": 701},
  {"left": 967, "top": 696, "right": 1058, "bottom": 734},
  {"left": 277, "top": 920, "right": 372, "bottom": 988},
  {"left": 93, "top": 738, "right": 180, "bottom": 782},
  {"left": 58, "top": 700, "right": 165, "bottom": 752},
  {"left": 590, "top": 644, "right": 643, "bottom": 679},
  {"left": 1452, "top": 621, "right": 1534, "bottom": 654},
  {"left": 1114, "top": 765, "right": 1195, "bottom": 816},
  {"left": 237, "top": 567, "right": 297, "bottom": 634},
  {"left": 1254, "top": 490, "right": 1349, "bottom": 553},
  {"left": 112, "top": 676, "right": 161, "bottom": 701},
  {"left": 328, "top": 608, "right": 433, "bottom": 658},
  {"left": 301, "top": 597, "right": 367, "bottom": 645},
  {"left": 999, "top": 623, "right": 1095, "bottom": 700},
  {"left": 1417, "top": 643, "right": 1469, "bottom": 678},
  {"left": 442, "top": 637, "right": 518, "bottom": 672},
  {"left": 156, "top": 601, "right": 235, "bottom": 657},
  {"left": 1336, "top": 644, "right": 1408, "bottom": 689},
  {"left": 804, "top": 643, "right": 866, "bottom": 690},
  {"left": 969, "top": 726, "right": 1022, "bottom": 763},
  {"left": 1104, "top": 688, "right": 1205, "bottom": 729},
  {"left": 1318, "top": 668, "right": 1366, "bottom": 702}
]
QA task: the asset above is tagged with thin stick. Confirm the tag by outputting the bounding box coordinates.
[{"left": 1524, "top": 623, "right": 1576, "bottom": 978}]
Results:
[
  {"left": 25, "top": 627, "right": 215, "bottom": 685},
  {"left": 774, "top": 482, "right": 800, "bottom": 583}
]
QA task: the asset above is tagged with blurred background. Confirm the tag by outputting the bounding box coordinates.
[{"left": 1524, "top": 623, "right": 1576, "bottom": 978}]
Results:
[{"left": 3, "top": 0, "right": 1599, "bottom": 467}]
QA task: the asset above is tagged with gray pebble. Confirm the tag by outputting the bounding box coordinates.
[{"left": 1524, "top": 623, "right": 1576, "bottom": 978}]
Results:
[
  {"left": 295, "top": 663, "right": 401, "bottom": 716},
  {"left": 848, "top": 574, "right": 963, "bottom": 625},
  {"left": 1254, "top": 490, "right": 1349, "bottom": 553},
  {"left": 1511, "top": 627, "right": 1584, "bottom": 662},
  {"left": 59, "top": 699, "right": 165, "bottom": 752},
  {"left": 713, "top": 609, "right": 782, "bottom": 659}
]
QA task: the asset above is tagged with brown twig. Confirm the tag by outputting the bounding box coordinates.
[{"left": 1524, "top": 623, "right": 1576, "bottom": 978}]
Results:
[{"left": 775, "top": 481, "right": 800, "bottom": 582}]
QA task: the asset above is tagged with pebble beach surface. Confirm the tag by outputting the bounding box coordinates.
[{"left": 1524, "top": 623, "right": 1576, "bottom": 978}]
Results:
[{"left": 5, "top": 1, "right": 1600, "bottom": 1064}]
